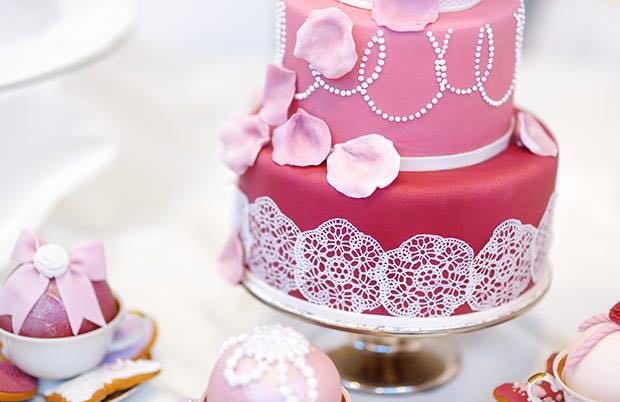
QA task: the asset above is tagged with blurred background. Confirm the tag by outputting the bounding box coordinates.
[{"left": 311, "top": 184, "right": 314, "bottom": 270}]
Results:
[{"left": 0, "top": 0, "right": 619, "bottom": 400}]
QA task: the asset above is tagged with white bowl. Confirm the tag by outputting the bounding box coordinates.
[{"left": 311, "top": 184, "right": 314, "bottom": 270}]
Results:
[
  {"left": 527, "top": 350, "right": 596, "bottom": 402},
  {"left": 0, "top": 301, "right": 125, "bottom": 380}
]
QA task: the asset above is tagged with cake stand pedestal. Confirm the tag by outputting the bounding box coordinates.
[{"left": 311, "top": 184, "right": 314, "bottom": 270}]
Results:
[
  {"left": 242, "top": 268, "right": 551, "bottom": 396},
  {"left": 328, "top": 335, "right": 460, "bottom": 394}
]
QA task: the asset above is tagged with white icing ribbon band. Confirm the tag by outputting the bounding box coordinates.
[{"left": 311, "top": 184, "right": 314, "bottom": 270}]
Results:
[
  {"left": 338, "top": 0, "right": 483, "bottom": 13},
  {"left": 399, "top": 118, "right": 515, "bottom": 172}
]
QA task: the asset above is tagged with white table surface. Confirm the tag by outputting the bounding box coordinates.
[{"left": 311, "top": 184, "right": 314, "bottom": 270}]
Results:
[{"left": 1, "top": 0, "right": 619, "bottom": 400}]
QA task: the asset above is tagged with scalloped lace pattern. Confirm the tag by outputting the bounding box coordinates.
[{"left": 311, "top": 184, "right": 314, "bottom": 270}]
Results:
[{"left": 238, "top": 192, "right": 556, "bottom": 318}]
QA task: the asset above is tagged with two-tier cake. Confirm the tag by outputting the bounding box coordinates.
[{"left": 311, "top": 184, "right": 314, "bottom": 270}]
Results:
[{"left": 220, "top": 0, "right": 559, "bottom": 332}]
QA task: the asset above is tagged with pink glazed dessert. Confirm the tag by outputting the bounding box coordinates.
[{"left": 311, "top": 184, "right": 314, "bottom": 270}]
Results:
[
  {"left": 205, "top": 325, "right": 343, "bottom": 402},
  {"left": 561, "top": 302, "right": 620, "bottom": 402},
  {"left": 0, "top": 231, "right": 118, "bottom": 339}
]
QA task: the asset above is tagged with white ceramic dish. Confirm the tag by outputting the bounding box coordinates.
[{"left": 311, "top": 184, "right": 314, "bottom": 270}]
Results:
[
  {"left": 527, "top": 350, "right": 596, "bottom": 402},
  {"left": 0, "top": 0, "right": 136, "bottom": 91},
  {"left": 0, "top": 302, "right": 126, "bottom": 380}
]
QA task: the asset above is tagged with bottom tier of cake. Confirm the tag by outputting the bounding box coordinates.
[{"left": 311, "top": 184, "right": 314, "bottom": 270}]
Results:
[{"left": 236, "top": 119, "right": 558, "bottom": 327}]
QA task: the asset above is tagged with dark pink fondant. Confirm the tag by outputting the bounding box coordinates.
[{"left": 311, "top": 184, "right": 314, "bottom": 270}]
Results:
[
  {"left": 0, "top": 281, "right": 118, "bottom": 338},
  {"left": 239, "top": 112, "right": 558, "bottom": 316},
  {"left": 284, "top": 0, "right": 520, "bottom": 156}
]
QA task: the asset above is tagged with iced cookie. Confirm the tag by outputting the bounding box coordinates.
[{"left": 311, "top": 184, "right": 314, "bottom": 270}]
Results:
[
  {"left": 0, "top": 360, "right": 37, "bottom": 401},
  {"left": 493, "top": 379, "right": 564, "bottom": 402},
  {"left": 44, "top": 359, "right": 160, "bottom": 402},
  {"left": 0, "top": 231, "right": 118, "bottom": 338}
]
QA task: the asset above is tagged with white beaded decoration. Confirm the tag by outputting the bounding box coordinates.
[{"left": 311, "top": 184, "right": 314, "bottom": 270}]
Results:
[
  {"left": 275, "top": 0, "right": 287, "bottom": 65},
  {"left": 293, "top": 0, "right": 526, "bottom": 123},
  {"left": 223, "top": 325, "right": 318, "bottom": 402}
]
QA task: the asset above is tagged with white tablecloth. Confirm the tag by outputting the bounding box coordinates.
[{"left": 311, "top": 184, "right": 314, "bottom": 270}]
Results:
[{"left": 2, "top": 0, "right": 619, "bottom": 400}]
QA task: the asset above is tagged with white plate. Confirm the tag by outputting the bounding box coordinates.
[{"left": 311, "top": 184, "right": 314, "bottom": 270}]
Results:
[{"left": 0, "top": 0, "right": 136, "bottom": 91}]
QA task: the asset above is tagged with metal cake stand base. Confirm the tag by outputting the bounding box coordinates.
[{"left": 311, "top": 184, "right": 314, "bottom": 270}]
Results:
[
  {"left": 328, "top": 336, "right": 460, "bottom": 395},
  {"left": 243, "top": 268, "right": 551, "bottom": 396}
]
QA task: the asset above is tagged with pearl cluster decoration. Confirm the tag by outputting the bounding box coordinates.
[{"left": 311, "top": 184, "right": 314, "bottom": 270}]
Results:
[
  {"left": 222, "top": 325, "right": 319, "bottom": 402},
  {"left": 294, "top": 0, "right": 526, "bottom": 123},
  {"left": 275, "top": 0, "right": 287, "bottom": 65}
]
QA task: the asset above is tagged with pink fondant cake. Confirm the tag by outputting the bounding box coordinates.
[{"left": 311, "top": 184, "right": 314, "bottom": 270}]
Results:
[
  {"left": 219, "top": 0, "right": 559, "bottom": 329},
  {"left": 285, "top": 0, "right": 523, "bottom": 157}
]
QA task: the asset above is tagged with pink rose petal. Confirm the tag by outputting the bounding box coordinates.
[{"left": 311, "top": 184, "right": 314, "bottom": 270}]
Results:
[
  {"left": 258, "top": 64, "right": 297, "bottom": 126},
  {"left": 294, "top": 8, "right": 358, "bottom": 79},
  {"left": 327, "top": 134, "right": 401, "bottom": 199},
  {"left": 272, "top": 109, "right": 332, "bottom": 167},
  {"left": 372, "top": 0, "right": 440, "bottom": 32},
  {"left": 517, "top": 112, "right": 558, "bottom": 157},
  {"left": 218, "top": 232, "right": 245, "bottom": 285},
  {"left": 219, "top": 115, "right": 270, "bottom": 175}
]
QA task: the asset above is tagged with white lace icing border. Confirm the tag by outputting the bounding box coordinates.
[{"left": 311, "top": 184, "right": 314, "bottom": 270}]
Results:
[
  {"left": 244, "top": 268, "right": 551, "bottom": 333},
  {"left": 236, "top": 190, "right": 556, "bottom": 319}
]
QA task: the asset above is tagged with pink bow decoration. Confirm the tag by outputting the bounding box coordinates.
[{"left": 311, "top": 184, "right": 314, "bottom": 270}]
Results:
[{"left": 0, "top": 231, "right": 107, "bottom": 336}]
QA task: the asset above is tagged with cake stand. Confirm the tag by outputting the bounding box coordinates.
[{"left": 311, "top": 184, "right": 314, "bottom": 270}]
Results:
[{"left": 242, "top": 268, "right": 552, "bottom": 395}]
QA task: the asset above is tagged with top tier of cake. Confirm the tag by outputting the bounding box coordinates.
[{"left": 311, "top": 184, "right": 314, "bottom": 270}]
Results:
[{"left": 278, "top": 0, "right": 523, "bottom": 158}]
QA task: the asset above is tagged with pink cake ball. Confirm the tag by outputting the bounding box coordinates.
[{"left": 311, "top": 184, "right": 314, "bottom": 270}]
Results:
[
  {"left": 0, "top": 280, "right": 118, "bottom": 338},
  {"left": 206, "top": 325, "right": 343, "bottom": 402},
  {"left": 563, "top": 303, "right": 620, "bottom": 402}
]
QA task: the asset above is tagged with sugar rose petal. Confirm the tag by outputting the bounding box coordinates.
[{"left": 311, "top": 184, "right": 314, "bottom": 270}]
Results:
[
  {"left": 327, "top": 134, "right": 401, "bottom": 199},
  {"left": 272, "top": 109, "right": 332, "bottom": 167},
  {"left": 294, "top": 8, "right": 358, "bottom": 79},
  {"left": 372, "top": 0, "right": 440, "bottom": 33},
  {"left": 218, "top": 232, "right": 245, "bottom": 285},
  {"left": 259, "top": 64, "right": 297, "bottom": 126},
  {"left": 517, "top": 112, "right": 558, "bottom": 157},
  {"left": 220, "top": 115, "right": 270, "bottom": 175}
]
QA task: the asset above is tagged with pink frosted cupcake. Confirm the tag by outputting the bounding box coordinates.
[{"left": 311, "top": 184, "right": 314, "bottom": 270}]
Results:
[
  {"left": 205, "top": 325, "right": 349, "bottom": 402},
  {"left": 0, "top": 231, "right": 118, "bottom": 338}
]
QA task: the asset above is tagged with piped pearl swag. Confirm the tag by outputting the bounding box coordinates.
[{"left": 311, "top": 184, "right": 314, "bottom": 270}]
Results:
[
  {"left": 275, "top": 0, "right": 287, "bottom": 65},
  {"left": 0, "top": 231, "right": 107, "bottom": 335},
  {"left": 222, "top": 325, "right": 319, "bottom": 402},
  {"left": 294, "top": 0, "right": 526, "bottom": 123}
]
